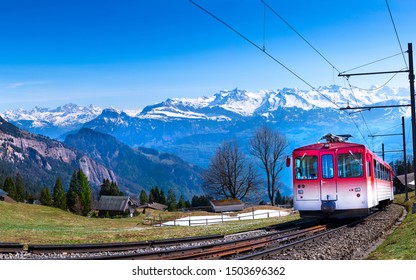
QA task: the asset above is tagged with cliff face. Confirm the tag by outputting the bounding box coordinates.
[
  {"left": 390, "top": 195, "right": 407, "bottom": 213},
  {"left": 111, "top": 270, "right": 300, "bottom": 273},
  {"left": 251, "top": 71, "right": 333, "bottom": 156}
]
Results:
[{"left": 0, "top": 116, "right": 115, "bottom": 188}]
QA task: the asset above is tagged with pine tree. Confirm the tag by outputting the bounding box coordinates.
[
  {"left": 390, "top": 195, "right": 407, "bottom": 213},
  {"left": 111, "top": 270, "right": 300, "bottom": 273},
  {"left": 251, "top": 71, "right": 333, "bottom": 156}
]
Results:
[
  {"left": 53, "top": 177, "right": 67, "bottom": 210},
  {"left": 78, "top": 169, "right": 92, "bottom": 216},
  {"left": 14, "top": 173, "right": 24, "bottom": 202},
  {"left": 3, "top": 177, "right": 16, "bottom": 200},
  {"left": 166, "top": 189, "right": 177, "bottom": 211},
  {"left": 67, "top": 171, "right": 80, "bottom": 214},
  {"left": 177, "top": 195, "right": 186, "bottom": 210},
  {"left": 40, "top": 187, "right": 53, "bottom": 206},
  {"left": 139, "top": 190, "right": 148, "bottom": 205},
  {"left": 109, "top": 181, "right": 123, "bottom": 196},
  {"left": 159, "top": 189, "right": 166, "bottom": 205},
  {"left": 99, "top": 179, "right": 111, "bottom": 198}
]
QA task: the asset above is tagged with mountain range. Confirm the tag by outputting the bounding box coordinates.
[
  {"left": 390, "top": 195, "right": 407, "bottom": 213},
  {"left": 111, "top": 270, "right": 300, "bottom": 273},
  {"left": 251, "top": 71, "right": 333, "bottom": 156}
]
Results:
[{"left": 1, "top": 85, "right": 411, "bottom": 196}]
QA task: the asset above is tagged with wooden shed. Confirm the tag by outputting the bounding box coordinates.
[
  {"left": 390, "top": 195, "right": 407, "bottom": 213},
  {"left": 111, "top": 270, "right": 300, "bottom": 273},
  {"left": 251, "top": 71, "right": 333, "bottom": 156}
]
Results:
[
  {"left": 209, "top": 198, "right": 245, "bottom": 212},
  {"left": 96, "top": 196, "right": 139, "bottom": 217}
]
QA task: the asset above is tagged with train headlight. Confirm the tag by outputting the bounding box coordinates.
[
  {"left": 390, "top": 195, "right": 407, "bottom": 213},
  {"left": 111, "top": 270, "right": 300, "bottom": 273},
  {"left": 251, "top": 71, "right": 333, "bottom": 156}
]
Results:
[
  {"left": 355, "top": 188, "right": 361, "bottom": 192},
  {"left": 298, "top": 190, "right": 304, "bottom": 194}
]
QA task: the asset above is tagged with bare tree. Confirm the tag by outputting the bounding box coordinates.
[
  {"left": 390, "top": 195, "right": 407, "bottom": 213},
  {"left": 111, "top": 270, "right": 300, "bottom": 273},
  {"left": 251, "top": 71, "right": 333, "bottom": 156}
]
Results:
[
  {"left": 202, "top": 141, "right": 261, "bottom": 200},
  {"left": 249, "top": 126, "right": 289, "bottom": 206}
]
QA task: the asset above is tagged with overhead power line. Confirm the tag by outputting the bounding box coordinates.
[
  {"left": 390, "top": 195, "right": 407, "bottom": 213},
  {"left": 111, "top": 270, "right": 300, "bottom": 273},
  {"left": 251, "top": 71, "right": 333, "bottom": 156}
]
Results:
[
  {"left": 188, "top": 0, "right": 339, "bottom": 108},
  {"left": 260, "top": 0, "right": 341, "bottom": 74},
  {"left": 385, "top": 0, "right": 408, "bottom": 69}
]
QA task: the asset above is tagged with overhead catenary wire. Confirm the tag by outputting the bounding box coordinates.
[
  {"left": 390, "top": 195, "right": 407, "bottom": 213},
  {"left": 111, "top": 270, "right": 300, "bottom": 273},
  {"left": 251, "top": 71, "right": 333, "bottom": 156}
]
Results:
[
  {"left": 385, "top": 0, "right": 408, "bottom": 69},
  {"left": 188, "top": 0, "right": 387, "bottom": 148},
  {"left": 188, "top": 0, "right": 339, "bottom": 108},
  {"left": 260, "top": 0, "right": 342, "bottom": 74}
]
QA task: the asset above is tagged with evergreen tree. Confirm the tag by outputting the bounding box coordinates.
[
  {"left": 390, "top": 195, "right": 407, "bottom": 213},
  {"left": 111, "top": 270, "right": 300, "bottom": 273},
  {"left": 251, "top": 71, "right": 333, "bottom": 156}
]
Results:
[
  {"left": 3, "top": 177, "right": 16, "bottom": 201},
  {"left": 99, "top": 179, "right": 111, "bottom": 198},
  {"left": 177, "top": 195, "right": 186, "bottom": 210},
  {"left": 78, "top": 169, "right": 92, "bottom": 216},
  {"left": 166, "top": 189, "right": 177, "bottom": 211},
  {"left": 159, "top": 189, "right": 166, "bottom": 205},
  {"left": 14, "top": 173, "right": 24, "bottom": 202},
  {"left": 53, "top": 177, "right": 67, "bottom": 210},
  {"left": 109, "top": 181, "right": 123, "bottom": 196},
  {"left": 139, "top": 190, "right": 148, "bottom": 205},
  {"left": 40, "top": 187, "right": 53, "bottom": 206},
  {"left": 275, "top": 189, "right": 283, "bottom": 205},
  {"left": 67, "top": 171, "right": 80, "bottom": 214}
]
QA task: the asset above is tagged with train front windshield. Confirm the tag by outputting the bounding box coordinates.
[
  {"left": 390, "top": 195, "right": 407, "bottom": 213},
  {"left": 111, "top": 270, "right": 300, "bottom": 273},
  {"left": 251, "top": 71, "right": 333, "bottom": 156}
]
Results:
[{"left": 295, "top": 155, "right": 318, "bottom": 180}]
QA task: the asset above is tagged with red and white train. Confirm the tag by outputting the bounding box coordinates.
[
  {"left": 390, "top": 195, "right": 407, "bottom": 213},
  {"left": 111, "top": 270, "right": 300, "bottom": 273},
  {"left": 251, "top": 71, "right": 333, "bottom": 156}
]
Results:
[{"left": 291, "top": 134, "right": 394, "bottom": 219}]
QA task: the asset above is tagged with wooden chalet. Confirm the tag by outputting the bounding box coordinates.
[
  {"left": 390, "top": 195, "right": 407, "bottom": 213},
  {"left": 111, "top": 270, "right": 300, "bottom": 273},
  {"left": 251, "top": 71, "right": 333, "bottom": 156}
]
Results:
[
  {"left": 0, "top": 189, "right": 15, "bottom": 203},
  {"left": 209, "top": 198, "right": 245, "bottom": 212},
  {"left": 96, "top": 196, "right": 139, "bottom": 218}
]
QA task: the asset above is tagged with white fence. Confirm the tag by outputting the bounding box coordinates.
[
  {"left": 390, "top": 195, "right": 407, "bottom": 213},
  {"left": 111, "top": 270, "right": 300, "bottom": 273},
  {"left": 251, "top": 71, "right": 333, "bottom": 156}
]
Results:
[{"left": 161, "top": 209, "right": 292, "bottom": 227}]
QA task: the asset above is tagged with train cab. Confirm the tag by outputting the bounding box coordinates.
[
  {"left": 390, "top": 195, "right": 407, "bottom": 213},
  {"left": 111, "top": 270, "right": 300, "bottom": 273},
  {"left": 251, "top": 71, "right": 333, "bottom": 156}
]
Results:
[{"left": 292, "top": 134, "right": 393, "bottom": 219}]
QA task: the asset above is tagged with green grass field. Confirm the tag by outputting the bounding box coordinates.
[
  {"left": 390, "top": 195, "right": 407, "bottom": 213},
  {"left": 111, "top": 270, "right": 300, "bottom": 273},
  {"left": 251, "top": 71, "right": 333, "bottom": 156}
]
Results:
[
  {"left": 366, "top": 193, "right": 416, "bottom": 260},
  {"left": 0, "top": 202, "right": 298, "bottom": 245}
]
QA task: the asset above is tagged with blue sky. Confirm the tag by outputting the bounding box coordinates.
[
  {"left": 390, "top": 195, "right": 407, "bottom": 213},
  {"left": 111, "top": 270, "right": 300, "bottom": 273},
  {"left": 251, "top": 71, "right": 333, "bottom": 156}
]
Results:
[{"left": 0, "top": 0, "right": 415, "bottom": 112}]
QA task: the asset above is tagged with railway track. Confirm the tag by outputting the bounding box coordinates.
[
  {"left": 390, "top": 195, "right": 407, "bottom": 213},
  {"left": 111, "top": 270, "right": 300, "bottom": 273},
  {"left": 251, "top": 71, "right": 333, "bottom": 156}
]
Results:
[
  {"left": 237, "top": 210, "right": 383, "bottom": 260},
  {"left": 2, "top": 208, "right": 398, "bottom": 260},
  {"left": 84, "top": 224, "right": 326, "bottom": 260},
  {"left": 0, "top": 218, "right": 324, "bottom": 259}
]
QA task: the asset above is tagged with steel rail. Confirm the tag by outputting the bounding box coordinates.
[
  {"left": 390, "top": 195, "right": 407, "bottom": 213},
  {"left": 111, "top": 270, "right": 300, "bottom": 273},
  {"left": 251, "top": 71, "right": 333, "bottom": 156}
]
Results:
[
  {"left": 78, "top": 225, "right": 327, "bottom": 260},
  {"left": 27, "top": 234, "right": 224, "bottom": 254},
  {"left": 0, "top": 242, "right": 25, "bottom": 253},
  {"left": 236, "top": 211, "right": 382, "bottom": 260}
]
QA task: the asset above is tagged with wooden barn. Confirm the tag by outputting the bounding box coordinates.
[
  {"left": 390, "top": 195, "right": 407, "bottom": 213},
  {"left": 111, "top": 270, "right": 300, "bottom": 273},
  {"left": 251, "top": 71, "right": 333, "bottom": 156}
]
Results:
[
  {"left": 96, "top": 196, "right": 139, "bottom": 218},
  {"left": 209, "top": 198, "right": 245, "bottom": 212}
]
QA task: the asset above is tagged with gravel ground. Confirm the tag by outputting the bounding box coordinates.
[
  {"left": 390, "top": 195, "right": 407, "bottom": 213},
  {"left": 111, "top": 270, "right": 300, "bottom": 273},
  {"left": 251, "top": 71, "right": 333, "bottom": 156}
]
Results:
[{"left": 271, "top": 204, "right": 405, "bottom": 260}]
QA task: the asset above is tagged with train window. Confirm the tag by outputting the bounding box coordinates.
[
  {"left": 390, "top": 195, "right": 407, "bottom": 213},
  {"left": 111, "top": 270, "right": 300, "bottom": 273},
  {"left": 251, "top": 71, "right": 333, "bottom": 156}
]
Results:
[
  {"left": 295, "top": 156, "right": 318, "bottom": 180},
  {"left": 337, "top": 152, "right": 363, "bottom": 178},
  {"left": 321, "top": 155, "right": 334, "bottom": 179}
]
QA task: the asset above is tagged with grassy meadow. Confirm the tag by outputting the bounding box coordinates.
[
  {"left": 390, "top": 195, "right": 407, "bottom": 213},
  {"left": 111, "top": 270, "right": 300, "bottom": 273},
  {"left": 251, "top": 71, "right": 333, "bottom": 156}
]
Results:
[
  {"left": 0, "top": 202, "right": 298, "bottom": 245},
  {"left": 367, "top": 193, "right": 416, "bottom": 260}
]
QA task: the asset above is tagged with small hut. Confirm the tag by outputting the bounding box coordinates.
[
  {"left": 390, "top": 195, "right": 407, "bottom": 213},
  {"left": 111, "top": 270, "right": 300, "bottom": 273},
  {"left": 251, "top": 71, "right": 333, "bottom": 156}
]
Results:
[{"left": 96, "top": 196, "right": 138, "bottom": 217}]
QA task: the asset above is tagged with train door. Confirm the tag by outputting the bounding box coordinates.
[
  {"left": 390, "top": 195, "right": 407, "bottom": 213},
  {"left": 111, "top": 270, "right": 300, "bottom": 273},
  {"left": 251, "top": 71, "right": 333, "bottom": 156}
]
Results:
[{"left": 320, "top": 152, "right": 337, "bottom": 202}]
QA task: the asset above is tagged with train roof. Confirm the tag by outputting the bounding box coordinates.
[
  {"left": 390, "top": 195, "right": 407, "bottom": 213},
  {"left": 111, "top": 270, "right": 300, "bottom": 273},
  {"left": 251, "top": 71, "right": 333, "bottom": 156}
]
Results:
[{"left": 293, "top": 141, "right": 365, "bottom": 152}]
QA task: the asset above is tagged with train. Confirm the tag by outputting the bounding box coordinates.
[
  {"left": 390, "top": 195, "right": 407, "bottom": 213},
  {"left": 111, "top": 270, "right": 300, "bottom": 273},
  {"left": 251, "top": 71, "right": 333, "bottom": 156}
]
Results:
[{"left": 290, "top": 133, "right": 394, "bottom": 219}]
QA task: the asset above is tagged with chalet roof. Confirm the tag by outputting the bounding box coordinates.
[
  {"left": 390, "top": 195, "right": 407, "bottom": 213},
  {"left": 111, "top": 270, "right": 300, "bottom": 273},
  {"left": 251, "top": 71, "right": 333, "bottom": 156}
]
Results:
[
  {"left": 209, "top": 198, "right": 245, "bottom": 212},
  {"left": 210, "top": 198, "right": 243, "bottom": 206},
  {"left": 96, "top": 196, "right": 138, "bottom": 212},
  {"left": 139, "top": 202, "right": 168, "bottom": 211},
  {"left": 396, "top": 173, "right": 416, "bottom": 191},
  {"left": 0, "top": 189, "right": 8, "bottom": 197}
]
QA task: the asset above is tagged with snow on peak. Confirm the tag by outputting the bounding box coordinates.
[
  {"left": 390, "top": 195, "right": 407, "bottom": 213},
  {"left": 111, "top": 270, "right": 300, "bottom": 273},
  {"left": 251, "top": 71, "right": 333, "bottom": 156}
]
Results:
[
  {"left": 138, "top": 85, "right": 409, "bottom": 121},
  {"left": 3, "top": 103, "right": 103, "bottom": 127}
]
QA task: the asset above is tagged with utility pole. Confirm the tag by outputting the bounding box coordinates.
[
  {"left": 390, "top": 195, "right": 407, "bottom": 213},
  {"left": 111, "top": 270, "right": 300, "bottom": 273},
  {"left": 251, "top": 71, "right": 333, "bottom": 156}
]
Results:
[
  {"left": 402, "top": 116, "right": 409, "bottom": 201},
  {"left": 408, "top": 43, "right": 416, "bottom": 196},
  {"left": 340, "top": 43, "right": 416, "bottom": 196}
]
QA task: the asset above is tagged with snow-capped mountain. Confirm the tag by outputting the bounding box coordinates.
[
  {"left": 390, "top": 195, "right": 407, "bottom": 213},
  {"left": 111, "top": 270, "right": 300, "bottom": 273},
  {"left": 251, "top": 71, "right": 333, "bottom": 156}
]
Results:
[
  {"left": 1, "top": 85, "right": 411, "bottom": 196},
  {"left": 1, "top": 85, "right": 410, "bottom": 169},
  {"left": 138, "top": 86, "right": 410, "bottom": 120},
  {"left": 2, "top": 103, "right": 103, "bottom": 138}
]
